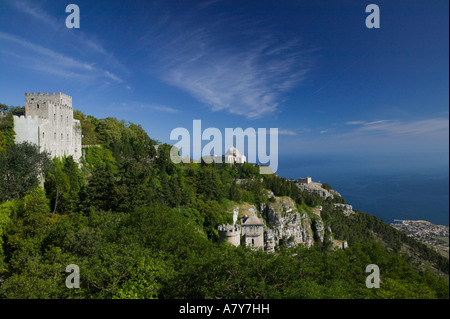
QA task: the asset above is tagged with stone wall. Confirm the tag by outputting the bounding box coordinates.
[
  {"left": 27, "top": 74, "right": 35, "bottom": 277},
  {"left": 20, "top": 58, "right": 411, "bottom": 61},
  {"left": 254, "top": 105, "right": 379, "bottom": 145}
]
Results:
[
  {"left": 14, "top": 92, "right": 82, "bottom": 162},
  {"left": 218, "top": 224, "right": 241, "bottom": 247},
  {"left": 297, "top": 177, "right": 312, "bottom": 184},
  {"left": 13, "top": 115, "right": 39, "bottom": 146}
]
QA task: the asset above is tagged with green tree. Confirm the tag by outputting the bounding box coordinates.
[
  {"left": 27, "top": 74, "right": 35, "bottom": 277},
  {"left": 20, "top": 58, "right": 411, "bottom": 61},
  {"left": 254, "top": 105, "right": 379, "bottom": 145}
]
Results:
[
  {"left": 86, "top": 162, "right": 119, "bottom": 211},
  {"left": 0, "top": 142, "right": 50, "bottom": 202},
  {"left": 44, "top": 158, "right": 71, "bottom": 213}
]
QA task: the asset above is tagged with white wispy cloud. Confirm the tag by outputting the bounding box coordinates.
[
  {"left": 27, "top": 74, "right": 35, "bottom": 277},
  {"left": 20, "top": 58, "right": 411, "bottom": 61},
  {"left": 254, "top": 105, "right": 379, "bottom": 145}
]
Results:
[
  {"left": 0, "top": 32, "right": 122, "bottom": 83},
  {"left": 5, "top": 0, "right": 128, "bottom": 78},
  {"left": 346, "top": 118, "right": 449, "bottom": 137},
  {"left": 281, "top": 116, "right": 449, "bottom": 158},
  {"left": 144, "top": 104, "right": 179, "bottom": 114},
  {"left": 149, "top": 16, "right": 314, "bottom": 119},
  {"left": 278, "top": 129, "right": 297, "bottom": 136},
  {"left": 111, "top": 102, "right": 179, "bottom": 114},
  {"left": 9, "top": 0, "right": 105, "bottom": 55},
  {"left": 10, "top": 0, "right": 60, "bottom": 29},
  {"left": 346, "top": 121, "right": 367, "bottom": 125}
]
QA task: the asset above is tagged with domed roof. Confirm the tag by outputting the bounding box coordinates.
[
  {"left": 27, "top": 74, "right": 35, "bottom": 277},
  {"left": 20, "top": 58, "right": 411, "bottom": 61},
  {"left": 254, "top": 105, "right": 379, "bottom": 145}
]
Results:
[{"left": 225, "top": 147, "right": 242, "bottom": 157}]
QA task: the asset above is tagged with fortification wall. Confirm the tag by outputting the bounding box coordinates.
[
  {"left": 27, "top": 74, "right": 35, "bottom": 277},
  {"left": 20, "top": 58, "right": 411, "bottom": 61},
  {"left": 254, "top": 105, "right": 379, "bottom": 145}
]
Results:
[
  {"left": 218, "top": 224, "right": 241, "bottom": 247},
  {"left": 13, "top": 115, "right": 39, "bottom": 146},
  {"left": 14, "top": 93, "right": 82, "bottom": 162}
]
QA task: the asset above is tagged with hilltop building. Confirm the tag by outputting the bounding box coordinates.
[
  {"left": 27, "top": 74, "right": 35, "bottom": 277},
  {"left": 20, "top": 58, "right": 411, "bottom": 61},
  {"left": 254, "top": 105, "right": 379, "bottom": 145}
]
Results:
[
  {"left": 241, "top": 215, "right": 265, "bottom": 249},
  {"left": 212, "top": 147, "right": 246, "bottom": 164},
  {"left": 218, "top": 224, "right": 241, "bottom": 247},
  {"left": 13, "top": 92, "right": 82, "bottom": 162},
  {"left": 218, "top": 215, "right": 265, "bottom": 250},
  {"left": 297, "top": 177, "right": 312, "bottom": 184}
]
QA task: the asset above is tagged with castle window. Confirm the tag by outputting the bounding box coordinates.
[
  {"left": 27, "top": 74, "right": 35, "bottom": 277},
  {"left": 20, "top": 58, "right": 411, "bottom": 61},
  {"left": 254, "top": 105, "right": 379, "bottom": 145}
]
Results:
[
  {"left": 54, "top": 114, "right": 56, "bottom": 121},
  {"left": 61, "top": 133, "right": 63, "bottom": 140},
  {"left": 42, "top": 132, "right": 45, "bottom": 139},
  {"left": 36, "top": 104, "right": 39, "bottom": 109},
  {"left": 252, "top": 239, "right": 254, "bottom": 245},
  {"left": 54, "top": 133, "right": 56, "bottom": 140}
]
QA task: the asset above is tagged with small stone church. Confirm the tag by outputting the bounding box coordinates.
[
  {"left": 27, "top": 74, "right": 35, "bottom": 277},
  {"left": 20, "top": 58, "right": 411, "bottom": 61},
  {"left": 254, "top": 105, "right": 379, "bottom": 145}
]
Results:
[
  {"left": 13, "top": 92, "right": 82, "bottom": 162},
  {"left": 218, "top": 215, "right": 265, "bottom": 250}
]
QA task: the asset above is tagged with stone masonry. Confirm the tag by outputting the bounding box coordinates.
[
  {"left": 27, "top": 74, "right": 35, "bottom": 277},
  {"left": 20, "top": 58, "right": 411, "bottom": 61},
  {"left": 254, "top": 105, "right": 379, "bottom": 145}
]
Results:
[{"left": 13, "top": 92, "right": 82, "bottom": 162}]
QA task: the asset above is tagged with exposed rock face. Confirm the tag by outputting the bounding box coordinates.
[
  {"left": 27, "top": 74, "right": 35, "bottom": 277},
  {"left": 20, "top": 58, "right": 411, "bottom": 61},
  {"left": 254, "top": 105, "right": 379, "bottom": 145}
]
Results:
[
  {"left": 295, "top": 182, "right": 341, "bottom": 199},
  {"left": 221, "top": 188, "right": 350, "bottom": 252},
  {"left": 261, "top": 196, "right": 315, "bottom": 249},
  {"left": 333, "top": 203, "right": 354, "bottom": 216},
  {"left": 313, "top": 219, "right": 324, "bottom": 243},
  {"left": 228, "top": 203, "right": 258, "bottom": 219},
  {"left": 264, "top": 229, "right": 275, "bottom": 253}
]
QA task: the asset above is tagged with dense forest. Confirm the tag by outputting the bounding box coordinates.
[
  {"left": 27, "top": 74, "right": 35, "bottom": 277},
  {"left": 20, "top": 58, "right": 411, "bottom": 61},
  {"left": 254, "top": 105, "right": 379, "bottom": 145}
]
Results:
[{"left": 0, "top": 105, "right": 448, "bottom": 299}]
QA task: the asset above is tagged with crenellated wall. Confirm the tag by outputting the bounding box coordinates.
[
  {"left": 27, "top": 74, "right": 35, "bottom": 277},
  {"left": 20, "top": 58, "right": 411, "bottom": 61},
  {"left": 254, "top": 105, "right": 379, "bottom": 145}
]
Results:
[{"left": 13, "top": 92, "right": 82, "bottom": 162}]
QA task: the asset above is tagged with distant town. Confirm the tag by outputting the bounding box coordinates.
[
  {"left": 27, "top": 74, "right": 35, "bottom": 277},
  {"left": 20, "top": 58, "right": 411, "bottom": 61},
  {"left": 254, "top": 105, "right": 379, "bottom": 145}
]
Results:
[{"left": 391, "top": 220, "right": 449, "bottom": 258}]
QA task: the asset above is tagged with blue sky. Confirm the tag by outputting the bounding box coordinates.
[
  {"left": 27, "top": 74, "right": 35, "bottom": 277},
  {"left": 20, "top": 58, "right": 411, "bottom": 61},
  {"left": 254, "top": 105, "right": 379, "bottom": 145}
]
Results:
[{"left": 0, "top": 0, "right": 448, "bottom": 178}]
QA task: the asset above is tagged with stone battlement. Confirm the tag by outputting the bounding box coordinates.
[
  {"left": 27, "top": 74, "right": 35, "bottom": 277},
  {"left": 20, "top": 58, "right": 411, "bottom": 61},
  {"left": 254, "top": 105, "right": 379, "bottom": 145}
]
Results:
[
  {"left": 14, "top": 115, "right": 39, "bottom": 120},
  {"left": 14, "top": 92, "right": 81, "bottom": 162},
  {"left": 25, "top": 92, "right": 70, "bottom": 97},
  {"left": 25, "top": 92, "right": 72, "bottom": 111},
  {"left": 218, "top": 224, "right": 241, "bottom": 236}
]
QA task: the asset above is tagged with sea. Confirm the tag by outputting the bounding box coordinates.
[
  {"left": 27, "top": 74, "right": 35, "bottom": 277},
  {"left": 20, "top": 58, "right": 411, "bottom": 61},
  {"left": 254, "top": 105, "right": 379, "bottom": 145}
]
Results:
[{"left": 276, "top": 155, "right": 449, "bottom": 226}]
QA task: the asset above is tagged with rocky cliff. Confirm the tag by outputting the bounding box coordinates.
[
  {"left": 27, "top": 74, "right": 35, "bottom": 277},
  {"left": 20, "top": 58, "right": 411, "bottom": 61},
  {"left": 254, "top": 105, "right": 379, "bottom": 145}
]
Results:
[
  {"left": 260, "top": 191, "right": 317, "bottom": 250},
  {"left": 223, "top": 189, "right": 346, "bottom": 252}
]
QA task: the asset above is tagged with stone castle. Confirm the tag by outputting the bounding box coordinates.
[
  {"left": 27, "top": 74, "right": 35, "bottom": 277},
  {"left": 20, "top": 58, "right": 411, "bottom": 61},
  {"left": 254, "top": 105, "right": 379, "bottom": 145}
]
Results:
[
  {"left": 13, "top": 92, "right": 82, "bottom": 162},
  {"left": 218, "top": 215, "right": 266, "bottom": 250}
]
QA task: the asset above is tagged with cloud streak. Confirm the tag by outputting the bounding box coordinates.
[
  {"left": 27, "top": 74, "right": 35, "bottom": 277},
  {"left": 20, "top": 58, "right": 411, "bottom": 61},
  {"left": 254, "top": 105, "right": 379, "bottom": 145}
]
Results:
[
  {"left": 281, "top": 116, "right": 449, "bottom": 158},
  {"left": 149, "top": 15, "right": 314, "bottom": 119},
  {"left": 278, "top": 129, "right": 297, "bottom": 136},
  {"left": 0, "top": 32, "right": 122, "bottom": 83},
  {"left": 110, "top": 102, "right": 179, "bottom": 114},
  {"left": 346, "top": 118, "right": 449, "bottom": 138},
  {"left": 4, "top": 0, "right": 128, "bottom": 79}
]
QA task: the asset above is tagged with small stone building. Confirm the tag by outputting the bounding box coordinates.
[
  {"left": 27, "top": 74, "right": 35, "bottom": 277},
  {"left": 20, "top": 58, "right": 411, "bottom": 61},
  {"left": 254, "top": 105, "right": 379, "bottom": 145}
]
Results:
[
  {"left": 297, "top": 177, "right": 312, "bottom": 184},
  {"left": 212, "top": 147, "right": 246, "bottom": 164},
  {"left": 241, "top": 215, "right": 264, "bottom": 250},
  {"left": 218, "top": 215, "right": 265, "bottom": 251}
]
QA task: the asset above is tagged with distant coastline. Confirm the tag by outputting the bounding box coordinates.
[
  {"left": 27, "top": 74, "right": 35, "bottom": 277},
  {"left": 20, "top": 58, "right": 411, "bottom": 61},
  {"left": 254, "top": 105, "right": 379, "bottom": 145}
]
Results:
[
  {"left": 278, "top": 160, "right": 449, "bottom": 227},
  {"left": 391, "top": 219, "right": 449, "bottom": 258}
]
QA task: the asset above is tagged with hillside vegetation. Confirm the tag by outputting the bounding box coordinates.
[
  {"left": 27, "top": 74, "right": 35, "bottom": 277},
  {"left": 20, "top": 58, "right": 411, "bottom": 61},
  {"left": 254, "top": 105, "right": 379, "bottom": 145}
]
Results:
[{"left": 0, "top": 106, "right": 448, "bottom": 299}]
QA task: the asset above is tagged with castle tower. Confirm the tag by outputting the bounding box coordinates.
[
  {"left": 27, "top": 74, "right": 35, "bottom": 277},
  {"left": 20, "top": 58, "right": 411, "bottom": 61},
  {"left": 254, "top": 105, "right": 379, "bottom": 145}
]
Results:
[
  {"left": 14, "top": 92, "right": 82, "bottom": 162},
  {"left": 218, "top": 224, "right": 241, "bottom": 247}
]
